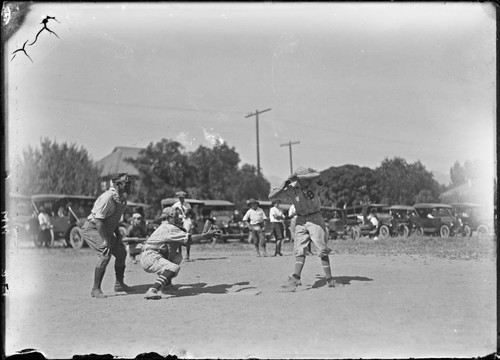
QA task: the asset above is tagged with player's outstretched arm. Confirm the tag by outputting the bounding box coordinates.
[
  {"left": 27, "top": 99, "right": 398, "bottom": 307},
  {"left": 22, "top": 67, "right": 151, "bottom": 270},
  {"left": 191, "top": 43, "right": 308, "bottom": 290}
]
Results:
[{"left": 190, "top": 229, "right": 221, "bottom": 244}]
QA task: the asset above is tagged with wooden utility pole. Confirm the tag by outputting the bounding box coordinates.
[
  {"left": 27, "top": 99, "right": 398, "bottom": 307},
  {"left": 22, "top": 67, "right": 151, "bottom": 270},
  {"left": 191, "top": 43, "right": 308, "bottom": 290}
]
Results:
[
  {"left": 280, "top": 141, "right": 300, "bottom": 175},
  {"left": 245, "top": 108, "right": 271, "bottom": 175}
]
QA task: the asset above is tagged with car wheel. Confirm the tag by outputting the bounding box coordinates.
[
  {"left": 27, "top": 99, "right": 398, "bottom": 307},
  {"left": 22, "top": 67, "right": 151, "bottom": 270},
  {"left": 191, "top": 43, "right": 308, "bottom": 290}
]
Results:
[
  {"left": 477, "top": 225, "right": 489, "bottom": 237},
  {"left": 68, "top": 227, "right": 84, "bottom": 249},
  {"left": 439, "top": 225, "right": 450, "bottom": 238},
  {"left": 379, "top": 225, "right": 390, "bottom": 239},
  {"left": 402, "top": 225, "right": 410, "bottom": 238},
  {"left": 415, "top": 227, "right": 424, "bottom": 237},
  {"left": 34, "top": 234, "right": 44, "bottom": 248},
  {"left": 462, "top": 225, "right": 472, "bottom": 237},
  {"left": 350, "top": 227, "right": 360, "bottom": 241}
]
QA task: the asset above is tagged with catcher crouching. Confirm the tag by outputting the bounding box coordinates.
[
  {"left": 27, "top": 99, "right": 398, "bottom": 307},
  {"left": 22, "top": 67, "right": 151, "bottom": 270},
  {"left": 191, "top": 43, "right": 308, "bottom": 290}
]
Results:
[{"left": 140, "top": 206, "right": 220, "bottom": 300}]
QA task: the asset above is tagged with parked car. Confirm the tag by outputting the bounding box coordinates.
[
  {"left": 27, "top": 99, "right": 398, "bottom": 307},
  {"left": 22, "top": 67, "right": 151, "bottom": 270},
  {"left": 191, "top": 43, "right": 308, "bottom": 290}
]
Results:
[
  {"left": 200, "top": 199, "right": 246, "bottom": 241},
  {"left": 321, "top": 206, "right": 360, "bottom": 240},
  {"left": 30, "top": 194, "right": 97, "bottom": 248},
  {"left": 451, "top": 203, "right": 493, "bottom": 237},
  {"left": 7, "top": 193, "right": 38, "bottom": 243},
  {"left": 345, "top": 204, "right": 390, "bottom": 239},
  {"left": 413, "top": 203, "right": 462, "bottom": 237},
  {"left": 379, "top": 205, "right": 423, "bottom": 238}
]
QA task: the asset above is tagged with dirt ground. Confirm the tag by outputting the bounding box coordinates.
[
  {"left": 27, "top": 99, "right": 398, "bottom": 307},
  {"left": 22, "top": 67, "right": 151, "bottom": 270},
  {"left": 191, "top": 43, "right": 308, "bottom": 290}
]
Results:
[{"left": 4, "top": 237, "right": 497, "bottom": 359}]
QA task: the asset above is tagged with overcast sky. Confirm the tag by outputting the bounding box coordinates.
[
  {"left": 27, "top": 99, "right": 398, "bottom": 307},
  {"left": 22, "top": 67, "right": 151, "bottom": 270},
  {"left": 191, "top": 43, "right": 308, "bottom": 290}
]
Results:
[{"left": 5, "top": 2, "right": 496, "bottom": 187}]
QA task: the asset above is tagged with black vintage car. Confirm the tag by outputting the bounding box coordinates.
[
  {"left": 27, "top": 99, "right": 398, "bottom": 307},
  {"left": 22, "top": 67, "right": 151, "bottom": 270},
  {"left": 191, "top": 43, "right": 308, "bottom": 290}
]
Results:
[
  {"left": 451, "top": 203, "right": 493, "bottom": 237},
  {"left": 321, "top": 206, "right": 360, "bottom": 240},
  {"left": 31, "top": 194, "right": 97, "bottom": 248},
  {"left": 345, "top": 204, "right": 391, "bottom": 239},
  {"left": 413, "top": 203, "right": 462, "bottom": 237},
  {"left": 378, "top": 205, "right": 423, "bottom": 238}
]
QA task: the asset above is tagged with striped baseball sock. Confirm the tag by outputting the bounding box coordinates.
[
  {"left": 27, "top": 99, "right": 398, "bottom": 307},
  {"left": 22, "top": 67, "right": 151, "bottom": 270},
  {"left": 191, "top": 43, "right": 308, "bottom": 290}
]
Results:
[
  {"left": 293, "top": 255, "right": 306, "bottom": 279},
  {"left": 320, "top": 255, "right": 332, "bottom": 279},
  {"left": 152, "top": 270, "right": 175, "bottom": 290}
]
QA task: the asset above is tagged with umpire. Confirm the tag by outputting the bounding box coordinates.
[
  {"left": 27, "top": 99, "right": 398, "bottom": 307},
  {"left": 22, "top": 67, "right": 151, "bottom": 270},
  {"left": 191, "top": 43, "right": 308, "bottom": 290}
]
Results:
[{"left": 82, "top": 173, "right": 136, "bottom": 299}]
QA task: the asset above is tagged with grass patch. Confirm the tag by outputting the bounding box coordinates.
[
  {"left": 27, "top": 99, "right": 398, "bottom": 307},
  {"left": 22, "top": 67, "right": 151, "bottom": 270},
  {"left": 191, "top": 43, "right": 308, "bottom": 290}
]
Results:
[{"left": 330, "top": 235, "right": 497, "bottom": 260}]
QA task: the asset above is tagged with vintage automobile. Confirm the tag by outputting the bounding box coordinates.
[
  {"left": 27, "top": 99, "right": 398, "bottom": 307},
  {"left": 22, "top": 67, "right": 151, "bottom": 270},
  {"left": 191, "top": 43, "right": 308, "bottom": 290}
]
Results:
[
  {"left": 30, "top": 194, "right": 97, "bottom": 249},
  {"left": 321, "top": 206, "right": 360, "bottom": 240},
  {"left": 200, "top": 199, "right": 247, "bottom": 241},
  {"left": 345, "top": 204, "right": 390, "bottom": 239},
  {"left": 413, "top": 203, "right": 462, "bottom": 237},
  {"left": 378, "top": 205, "right": 423, "bottom": 238},
  {"left": 451, "top": 203, "right": 493, "bottom": 237},
  {"left": 7, "top": 193, "right": 38, "bottom": 243}
]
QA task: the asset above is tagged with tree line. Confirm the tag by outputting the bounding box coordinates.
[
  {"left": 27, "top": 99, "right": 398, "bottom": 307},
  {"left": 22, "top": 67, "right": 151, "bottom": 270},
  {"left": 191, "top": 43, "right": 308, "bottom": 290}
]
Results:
[{"left": 16, "top": 138, "right": 475, "bottom": 216}]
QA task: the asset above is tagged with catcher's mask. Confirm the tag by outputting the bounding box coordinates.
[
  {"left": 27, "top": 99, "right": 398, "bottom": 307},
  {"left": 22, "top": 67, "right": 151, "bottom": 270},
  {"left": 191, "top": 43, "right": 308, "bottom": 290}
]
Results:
[{"left": 111, "top": 173, "right": 135, "bottom": 194}]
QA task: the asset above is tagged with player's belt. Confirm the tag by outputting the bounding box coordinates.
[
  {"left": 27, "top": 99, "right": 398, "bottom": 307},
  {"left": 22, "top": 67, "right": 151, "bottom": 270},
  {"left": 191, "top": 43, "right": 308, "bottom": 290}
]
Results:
[{"left": 297, "top": 210, "right": 320, "bottom": 217}]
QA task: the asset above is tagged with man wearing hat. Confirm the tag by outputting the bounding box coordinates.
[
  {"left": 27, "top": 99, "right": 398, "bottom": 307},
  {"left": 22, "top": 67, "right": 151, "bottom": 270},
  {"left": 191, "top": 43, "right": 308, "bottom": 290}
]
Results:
[
  {"left": 81, "top": 173, "right": 136, "bottom": 298},
  {"left": 126, "top": 213, "right": 148, "bottom": 264},
  {"left": 242, "top": 199, "right": 268, "bottom": 257},
  {"left": 172, "top": 190, "right": 193, "bottom": 261},
  {"left": 140, "top": 206, "right": 220, "bottom": 300},
  {"left": 269, "top": 167, "right": 335, "bottom": 291}
]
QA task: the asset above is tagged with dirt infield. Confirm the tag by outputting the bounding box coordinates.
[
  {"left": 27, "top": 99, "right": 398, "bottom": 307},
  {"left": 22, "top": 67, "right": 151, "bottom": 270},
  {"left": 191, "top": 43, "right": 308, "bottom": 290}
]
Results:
[{"left": 4, "top": 238, "right": 497, "bottom": 359}]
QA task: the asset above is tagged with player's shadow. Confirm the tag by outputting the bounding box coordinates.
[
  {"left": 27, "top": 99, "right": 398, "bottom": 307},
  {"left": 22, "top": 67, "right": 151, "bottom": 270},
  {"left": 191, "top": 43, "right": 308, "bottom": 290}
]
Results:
[
  {"left": 310, "top": 275, "right": 373, "bottom": 289},
  {"left": 167, "top": 281, "right": 252, "bottom": 297},
  {"left": 126, "top": 281, "right": 252, "bottom": 297}
]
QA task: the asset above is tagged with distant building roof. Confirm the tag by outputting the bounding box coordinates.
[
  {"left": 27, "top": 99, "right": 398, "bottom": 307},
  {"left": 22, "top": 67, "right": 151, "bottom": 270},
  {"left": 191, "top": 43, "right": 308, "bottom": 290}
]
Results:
[{"left": 96, "top": 147, "right": 143, "bottom": 178}]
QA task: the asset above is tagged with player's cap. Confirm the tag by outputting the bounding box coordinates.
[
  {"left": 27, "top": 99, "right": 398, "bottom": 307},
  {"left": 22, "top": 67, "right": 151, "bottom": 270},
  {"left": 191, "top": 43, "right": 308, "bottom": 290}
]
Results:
[
  {"left": 247, "top": 198, "right": 259, "bottom": 206},
  {"left": 111, "top": 172, "right": 129, "bottom": 182},
  {"left": 175, "top": 191, "right": 187, "bottom": 198},
  {"left": 291, "top": 167, "right": 320, "bottom": 179},
  {"left": 161, "top": 207, "right": 177, "bottom": 219},
  {"left": 132, "top": 213, "right": 142, "bottom": 220}
]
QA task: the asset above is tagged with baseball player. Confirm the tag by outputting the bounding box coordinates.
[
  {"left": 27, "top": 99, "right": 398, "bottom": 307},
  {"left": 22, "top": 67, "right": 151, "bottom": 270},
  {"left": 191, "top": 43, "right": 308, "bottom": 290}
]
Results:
[
  {"left": 242, "top": 199, "right": 268, "bottom": 257},
  {"left": 172, "top": 190, "right": 193, "bottom": 261},
  {"left": 81, "top": 173, "right": 136, "bottom": 299},
  {"left": 140, "top": 207, "right": 220, "bottom": 300},
  {"left": 269, "top": 167, "right": 335, "bottom": 291}
]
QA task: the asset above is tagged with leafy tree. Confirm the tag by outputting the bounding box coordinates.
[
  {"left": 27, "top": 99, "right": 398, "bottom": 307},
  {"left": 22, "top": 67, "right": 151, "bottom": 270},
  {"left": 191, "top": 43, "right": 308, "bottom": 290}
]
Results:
[
  {"left": 232, "top": 164, "right": 270, "bottom": 209},
  {"left": 14, "top": 138, "right": 101, "bottom": 196},
  {"left": 319, "top": 165, "right": 380, "bottom": 207},
  {"left": 450, "top": 161, "right": 467, "bottom": 187},
  {"left": 126, "top": 139, "right": 191, "bottom": 211},
  {"left": 375, "top": 157, "right": 440, "bottom": 205}
]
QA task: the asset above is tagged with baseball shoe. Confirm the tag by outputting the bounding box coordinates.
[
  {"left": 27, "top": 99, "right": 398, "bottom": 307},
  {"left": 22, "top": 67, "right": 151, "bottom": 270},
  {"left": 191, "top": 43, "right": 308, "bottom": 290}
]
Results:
[
  {"left": 326, "top": 277, "right": 336, "bottom": 288},
  {"left": 144, "top": 288, "right": 162, "bottom": 300},
  {"left": 280, "top": 276, "right": 302, "bottom": 292},
  {"left": 91, "top": 288, "right": 107, "bottom": 299}
]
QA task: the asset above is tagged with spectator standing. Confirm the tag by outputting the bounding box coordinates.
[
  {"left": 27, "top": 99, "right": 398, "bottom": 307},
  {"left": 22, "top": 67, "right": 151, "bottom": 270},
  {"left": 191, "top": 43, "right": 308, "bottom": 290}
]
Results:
[
  {"left": 172, "top": 190, "right": 193, "bottom": 261},
  {"left": 242, "top": 199, "right": 268, "bottom": 257},
  {"left": 37, "top": 206, "right": 53, "bottom": 247},
  {"left": 269, "top": 199, "right": 285, "bottom": 256}
]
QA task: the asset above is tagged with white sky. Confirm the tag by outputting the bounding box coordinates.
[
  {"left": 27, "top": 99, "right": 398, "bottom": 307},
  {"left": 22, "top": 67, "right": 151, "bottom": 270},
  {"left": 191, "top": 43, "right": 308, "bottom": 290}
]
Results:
[{"left": 5, "top": 2, "right": 497, "bottom": 186}]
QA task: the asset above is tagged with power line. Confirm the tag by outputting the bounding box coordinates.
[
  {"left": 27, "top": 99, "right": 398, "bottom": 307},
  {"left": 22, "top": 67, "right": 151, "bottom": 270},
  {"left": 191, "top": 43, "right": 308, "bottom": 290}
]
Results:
[
  {"left": 245, "top": 108, "right": 271, "bottom": 176},
  {"left": 280, "top": 141, "right": 300, "bottom": 175}
]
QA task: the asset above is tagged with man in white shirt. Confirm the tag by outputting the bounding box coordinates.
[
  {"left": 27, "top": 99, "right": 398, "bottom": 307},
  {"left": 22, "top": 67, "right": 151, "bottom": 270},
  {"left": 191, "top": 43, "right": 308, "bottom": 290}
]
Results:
[
  {"left": 269, "top": 199, "right": 285, "bottom": 256},
  {"left": 37, "top": 206, "right": 53, "bottom": 247},
  {"left": 242, "top": 199, "right": 268, "bottom": 257},
  {"left": 171, "top": 191, "right": 193, "bottom": 261}
]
